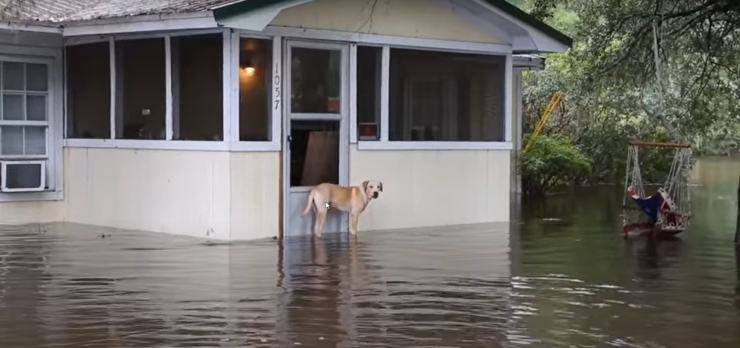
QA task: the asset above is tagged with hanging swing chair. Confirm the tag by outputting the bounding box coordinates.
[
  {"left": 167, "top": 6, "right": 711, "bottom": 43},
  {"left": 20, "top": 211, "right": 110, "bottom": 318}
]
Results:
[{"left": 622, "top": 141, "right": 693, "bottom": 237}]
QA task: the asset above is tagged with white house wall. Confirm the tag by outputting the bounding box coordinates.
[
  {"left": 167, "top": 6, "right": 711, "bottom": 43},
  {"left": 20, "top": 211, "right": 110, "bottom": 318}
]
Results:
[
  {"left": 64, "top": 148, "right": 232, "bottom": 239},
  {"left": 0, "top": 201, "right": 63, "bottom": 224},
  {"left": 269, "top": 0, "right": 507, "bottom": 44},
  {"left": 228, "top": 152, "right": 280, "bottom": 240},
  {"left": 63, "top": 148, "right": 280, "bottom": 240},
  {"left": 349, "top": 145, "right": 510, "bottom": 231}
]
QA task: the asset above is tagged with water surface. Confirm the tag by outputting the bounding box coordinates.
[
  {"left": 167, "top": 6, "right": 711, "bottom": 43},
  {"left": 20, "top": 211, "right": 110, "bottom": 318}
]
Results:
[{"left": 0, "top": 157, "right": 738, "bottom": 347}]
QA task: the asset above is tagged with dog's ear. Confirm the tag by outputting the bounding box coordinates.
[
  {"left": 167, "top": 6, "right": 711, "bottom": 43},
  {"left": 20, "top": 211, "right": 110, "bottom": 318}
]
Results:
[
  {"left": 379, "top": 182, "right": 383, "bottom": 192},
  {"left": 362, "top": 180, "right": 369, "bottom": 191}
]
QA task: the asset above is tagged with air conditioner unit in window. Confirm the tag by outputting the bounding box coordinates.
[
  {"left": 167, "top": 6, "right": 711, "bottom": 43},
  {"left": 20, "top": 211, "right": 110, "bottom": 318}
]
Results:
[{"left": 0, "top": 161, "right": 46, "bottom": 192}]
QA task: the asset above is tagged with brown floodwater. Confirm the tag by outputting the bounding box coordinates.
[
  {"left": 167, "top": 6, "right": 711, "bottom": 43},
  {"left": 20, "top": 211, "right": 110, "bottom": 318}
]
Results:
[{"left": 0, "top": 157, "right": 738, "bottom": 347}]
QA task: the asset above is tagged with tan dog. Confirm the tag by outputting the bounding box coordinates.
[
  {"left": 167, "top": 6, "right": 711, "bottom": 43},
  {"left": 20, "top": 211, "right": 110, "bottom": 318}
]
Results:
[{"left": 301, "top": 180, "right": 383, "bottom": 237}]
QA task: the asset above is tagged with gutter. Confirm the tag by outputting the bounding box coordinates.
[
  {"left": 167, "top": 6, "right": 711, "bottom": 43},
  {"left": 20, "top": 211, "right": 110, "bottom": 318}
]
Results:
[{"left": 0, "top": 20, "right": 62, "bottom": 33}]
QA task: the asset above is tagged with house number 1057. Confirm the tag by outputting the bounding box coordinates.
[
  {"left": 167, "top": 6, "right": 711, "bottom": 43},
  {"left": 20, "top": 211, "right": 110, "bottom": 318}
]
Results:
[{"left": 273, "top": 66, "right": 281, "bottom": 110}]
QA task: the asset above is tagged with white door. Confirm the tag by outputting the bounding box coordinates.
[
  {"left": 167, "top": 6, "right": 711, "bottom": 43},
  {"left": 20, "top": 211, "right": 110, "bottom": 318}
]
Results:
[{"left": 283, "top": 40, "right": 348, "bottom": 237}]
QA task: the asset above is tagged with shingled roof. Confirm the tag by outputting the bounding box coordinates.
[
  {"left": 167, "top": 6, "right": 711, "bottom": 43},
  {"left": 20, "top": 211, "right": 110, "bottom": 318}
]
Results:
[
  {"left": 0, "top": 0, "right": 570, "bottom": 47},
  {"left": 0, "top": 0, "right": 238, "bottom": 23}
]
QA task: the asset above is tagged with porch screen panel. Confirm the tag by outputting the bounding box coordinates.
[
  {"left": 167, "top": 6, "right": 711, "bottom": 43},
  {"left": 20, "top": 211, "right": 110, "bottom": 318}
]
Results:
[
  {"left": 66, "top": 42, "right": 111, "bottom": 139},
  {"left": 114, "top": 38, "right": 166, "bottom": 140},
  {"left": 389, "top": 49, "right": 505, "bottom": 141},
  {"left": 171, "top": 34, "right": 223, "bottom": 141},
  {"left": 290, "top": 47, "right": 341, "bottom": 114},
  {"left": 239, "top": 38, "right": 272, "bottom": 141},
  {"left": 290, "top": 120, "right": 339, "bottom": 187},
  {"left": 356, "top": 46, "right": 381, "bottom": 140}
]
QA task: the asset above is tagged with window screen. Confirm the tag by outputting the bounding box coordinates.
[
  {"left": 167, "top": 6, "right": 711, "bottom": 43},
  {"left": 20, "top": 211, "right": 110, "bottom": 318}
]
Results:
[
  {"left": 239, "top": 38, "right": 272, "bottom": 141},
  {"left": 114, "top": 38, "right": 166, "bottom": 140},
  {"left": 171, "top": 34, "right": 223, "bottom": 141},
  {"left": 290, "top": 120, "right": 339, "bottom": 187},
  {"left": 66, "top": 42, "right": 111, "bottom": 139},
  {"left": 290, "top": 47, "right": 341, "bottom": 114},
  {"left": 389, "top": 49, "right": 505, "bottom": 141},
  {"left": 357, "top": 46, "right": 381, "bottom": 140}
]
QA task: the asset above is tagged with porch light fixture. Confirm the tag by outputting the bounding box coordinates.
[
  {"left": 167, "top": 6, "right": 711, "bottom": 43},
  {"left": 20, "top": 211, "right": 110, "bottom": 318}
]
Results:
[{"left": 240, "top": 55, "right": 256, "bottom": 77}]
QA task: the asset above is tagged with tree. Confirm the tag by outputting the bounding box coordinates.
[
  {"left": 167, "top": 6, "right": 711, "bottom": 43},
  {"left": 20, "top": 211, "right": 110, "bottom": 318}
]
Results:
[{"left": 519, "top": 0, "right": 739, "bottom": 185}]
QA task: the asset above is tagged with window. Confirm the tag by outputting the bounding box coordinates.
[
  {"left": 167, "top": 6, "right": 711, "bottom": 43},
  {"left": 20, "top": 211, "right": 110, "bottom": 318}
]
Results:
[
  {"left": 239, "top": 38, "right": 272, "bottom": 141},
  {"left": 389, "top": 49, "right": 505, "bottom": 141},
  {"left": 171, "top": 34, "right": 223, "bottom": 141},
  {"left": 356, "top": 46, "right": 381, "bottom": 140},
  {"left": 291, "top": 47, "right": 341, "bottom": 114},
  {"left": 0, "top": 60, "right": 50, "bottom": 190},
  {"left": 115, "top": 38, "right": 166, "bottom": 140},
  {"left": 66, "top": 42, "right": 111, "bottom": 139},
  {"left": 290, "top": 120, "right": 339, "bottom": 187}
]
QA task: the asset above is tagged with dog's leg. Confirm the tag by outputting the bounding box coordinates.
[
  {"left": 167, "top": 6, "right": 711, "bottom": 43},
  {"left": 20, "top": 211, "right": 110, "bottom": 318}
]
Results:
[
  {"left": 313, "top": 205, "right": 323, "bottom": 238},
  {"left": 349, "top": 212, "right": 359, "bottom": 236},
  {"left": 314, "top": 209, "right": 327, "bottom": 238}
]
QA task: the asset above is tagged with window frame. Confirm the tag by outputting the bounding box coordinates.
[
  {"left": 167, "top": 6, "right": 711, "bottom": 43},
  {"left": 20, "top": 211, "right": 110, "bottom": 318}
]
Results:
[
  {"left": 350, "top": 43, "right": 385, "bottom": 143},
  {"left": 351, "top": 44, "right": 513, "bottom": 151},
  {"left": 0, "top": 49, "right": 63, "bottom": 202},
  {"left": 0, "top": 57, "right": 52, "bottom": 158},
  {"left": 63, "top": 29, "right": 283, "bottom": 152},
  {"left": 229, "top": 31, "right": 282, "bottom": 151}
]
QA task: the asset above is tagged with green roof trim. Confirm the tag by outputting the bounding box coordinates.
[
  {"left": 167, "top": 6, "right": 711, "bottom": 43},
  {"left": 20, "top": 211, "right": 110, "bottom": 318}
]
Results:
[
  {"left": 213, "top": 0, "right": 295, "bottom": 20},
  {"left": 485, "top": 0, "right": 572, "bottom": 47},
  {"left": 214, "top": 0, "right": 572, "bottom": 47}
]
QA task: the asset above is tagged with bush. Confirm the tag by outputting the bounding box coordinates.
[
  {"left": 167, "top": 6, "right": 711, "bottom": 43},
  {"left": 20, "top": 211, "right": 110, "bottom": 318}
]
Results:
[{"left": 520, "top": 135, "right": 592, "bottom": 195}]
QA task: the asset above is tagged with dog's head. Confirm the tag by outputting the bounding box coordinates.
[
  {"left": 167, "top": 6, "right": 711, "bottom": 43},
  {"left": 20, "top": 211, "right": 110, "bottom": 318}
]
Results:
[{"left": 362, "top": 180, "right": 383, "bottom": 199}]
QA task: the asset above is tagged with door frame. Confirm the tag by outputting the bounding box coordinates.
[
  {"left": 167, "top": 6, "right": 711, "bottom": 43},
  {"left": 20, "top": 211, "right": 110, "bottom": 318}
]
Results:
[{"left": 281, "top": 39, "right": 350, "bottom": 237}]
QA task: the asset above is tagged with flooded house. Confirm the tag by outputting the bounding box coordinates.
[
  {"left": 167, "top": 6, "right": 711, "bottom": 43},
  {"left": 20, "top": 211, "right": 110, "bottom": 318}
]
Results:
[{"left": 0, "top": 0, "right": 570, "bottom": 240}]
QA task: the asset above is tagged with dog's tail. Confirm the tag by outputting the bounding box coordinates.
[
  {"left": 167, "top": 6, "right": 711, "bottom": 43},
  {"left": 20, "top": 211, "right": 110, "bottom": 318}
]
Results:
[{"left": 301, "top": 189, "right": 315, "bottom": 216}]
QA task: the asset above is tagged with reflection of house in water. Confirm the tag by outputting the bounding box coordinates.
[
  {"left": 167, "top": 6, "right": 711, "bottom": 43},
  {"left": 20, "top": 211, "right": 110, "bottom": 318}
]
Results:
[
  {"left": 1, "top": 220, "right": 515, "bottom": 345},
  {"left": 0, "top": 224, "right": 283, "bottom": 346},
  {"left": 736, "top": 246, "right": 740, "bottom": 309},
  {"left": 0, "top": 225, "right": 51, "bottom": 347},
  {"left": 276, "top": 224, "right": 513, "bottom": 346},
  {"left": 276, "top": 234, "right": 371, "bottom": 346}
]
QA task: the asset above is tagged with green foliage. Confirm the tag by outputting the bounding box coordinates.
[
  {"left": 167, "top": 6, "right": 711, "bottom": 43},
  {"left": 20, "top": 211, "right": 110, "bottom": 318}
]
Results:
[
  {"left": 520, "top": 135, "right": 592, "bottom": 196},
  {"left": 515, "top": 0, "right": 739, "bottom": 188}
]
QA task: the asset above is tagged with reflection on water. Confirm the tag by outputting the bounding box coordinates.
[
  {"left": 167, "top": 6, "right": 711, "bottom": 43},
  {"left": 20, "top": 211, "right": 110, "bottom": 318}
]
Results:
[
  {"left": 0, "top": 223, "right": 511, "bottom": 347},
  {"left": 0, "top": 157, "right": 738, "bottom": 347}
]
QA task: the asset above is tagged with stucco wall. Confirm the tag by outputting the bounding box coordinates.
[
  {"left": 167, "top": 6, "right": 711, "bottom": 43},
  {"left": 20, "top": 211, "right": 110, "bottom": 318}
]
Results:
[
  {"left": 348, "top": 145, "right": 511, "bottom": 231},
  {"left": 270, "top": 0, "right": 506, "bottom": 44}
]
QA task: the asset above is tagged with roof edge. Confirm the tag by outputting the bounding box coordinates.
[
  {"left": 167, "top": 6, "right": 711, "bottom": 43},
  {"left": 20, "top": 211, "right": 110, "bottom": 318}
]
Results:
[
  {"left": 215, "top": 0, "right": 572, "bottom": 47},
  {"left": 485, "top": 0, "right": 572, "bottom": 47},
  {"left": 212, "top": 0, "right": 295, "bottom": 20}
]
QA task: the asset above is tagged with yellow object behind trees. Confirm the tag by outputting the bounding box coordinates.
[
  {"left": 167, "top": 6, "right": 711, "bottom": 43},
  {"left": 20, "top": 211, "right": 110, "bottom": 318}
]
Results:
[{"left": 523, "top": 92, "right": 564, "bottom": 153}]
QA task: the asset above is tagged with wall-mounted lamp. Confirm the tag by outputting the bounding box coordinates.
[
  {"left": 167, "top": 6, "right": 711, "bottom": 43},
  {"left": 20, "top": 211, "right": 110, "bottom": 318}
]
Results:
[{"left": 240, "top": 55, "right": 256, "bottom": 77}]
